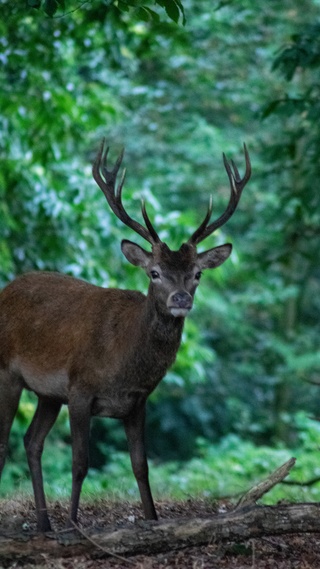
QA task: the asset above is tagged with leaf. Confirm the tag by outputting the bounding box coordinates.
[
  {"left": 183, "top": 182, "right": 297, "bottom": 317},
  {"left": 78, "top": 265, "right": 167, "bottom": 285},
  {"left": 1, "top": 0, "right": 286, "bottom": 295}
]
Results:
[
  {"left": 261, "top": 99, "right": 283, "bottom": 119},
  {"left": 173, "top": 0, "right": 186, "bottom": 25},
  {"left": 164, "top": 0, "right": 179, "bottom": 23},
  {"left": 27, "top": 0, "right": 42, "bottom": 8},
  {"left": 117, "top": 0, "right": 130, "bottom": 12},
  {"left": 141, "top": 7, "right": 161, "bottom": 23},
  {"left": 43, "top": 0, "right": 59, "bottom": 16},
  {"left": 155, "top": 0, "right": 184, "bottom": 24}
]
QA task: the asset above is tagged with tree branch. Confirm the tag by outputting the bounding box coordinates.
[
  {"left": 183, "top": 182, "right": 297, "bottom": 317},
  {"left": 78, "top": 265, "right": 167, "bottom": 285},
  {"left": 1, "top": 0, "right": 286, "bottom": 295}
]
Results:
[{"left": 235, "top": 457, "right": 296, "bottom": 509}]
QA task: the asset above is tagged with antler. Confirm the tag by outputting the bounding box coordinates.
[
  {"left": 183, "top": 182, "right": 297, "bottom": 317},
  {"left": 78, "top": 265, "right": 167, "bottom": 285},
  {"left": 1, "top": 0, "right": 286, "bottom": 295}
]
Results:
[
  {"left": 92, "top": 139, "right": 160, "bottom": 245},
  {"left": 188, "top": 144, "right": 251, "bottom": 246}
]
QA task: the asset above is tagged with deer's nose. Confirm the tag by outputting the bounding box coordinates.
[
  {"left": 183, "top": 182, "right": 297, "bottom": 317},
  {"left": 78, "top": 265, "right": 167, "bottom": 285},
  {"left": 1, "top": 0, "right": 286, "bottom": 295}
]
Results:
[
  {"left": 167, "top": 290, "right": 193, "bottom": 318},
  {"left": 169, "top": 291, "right": 193, "bottom": 309}
]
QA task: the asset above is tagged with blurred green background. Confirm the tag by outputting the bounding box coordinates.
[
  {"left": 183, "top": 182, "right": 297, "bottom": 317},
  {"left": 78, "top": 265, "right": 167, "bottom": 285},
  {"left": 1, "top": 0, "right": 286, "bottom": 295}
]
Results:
[{"left": 1, "top": 0, "right": 320, "bottom": 504}]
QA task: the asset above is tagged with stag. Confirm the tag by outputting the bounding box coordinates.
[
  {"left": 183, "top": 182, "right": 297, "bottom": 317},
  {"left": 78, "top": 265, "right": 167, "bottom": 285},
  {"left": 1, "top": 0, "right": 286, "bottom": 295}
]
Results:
[{"left": 0, "top": 140, "right": 251, "bottom": 531}]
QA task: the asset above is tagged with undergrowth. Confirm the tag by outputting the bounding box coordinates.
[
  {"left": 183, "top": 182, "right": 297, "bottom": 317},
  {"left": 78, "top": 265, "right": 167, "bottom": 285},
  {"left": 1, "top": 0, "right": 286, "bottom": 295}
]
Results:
[{"left": 1, "top": 411, "right": 320, "bottom": 505}]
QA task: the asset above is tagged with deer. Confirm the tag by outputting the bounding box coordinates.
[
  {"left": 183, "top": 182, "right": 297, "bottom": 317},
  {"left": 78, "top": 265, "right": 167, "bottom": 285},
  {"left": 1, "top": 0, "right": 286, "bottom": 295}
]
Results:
[{"left": 0, "top": 140, "right": 251, "bottom": 532}]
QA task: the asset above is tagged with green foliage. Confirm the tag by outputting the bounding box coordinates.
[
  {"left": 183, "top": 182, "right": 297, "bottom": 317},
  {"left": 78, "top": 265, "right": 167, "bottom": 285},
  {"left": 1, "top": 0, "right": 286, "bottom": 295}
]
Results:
[
  {"left": 272, "top": 24, "right": 320, "bottom": 80},
  {"left": 1, "top": 0, "right": 320, "bottom": 500},
  {"left": 81, "top": 412, "right": 320, "bottom": 504},
  {"left": 25, "top": 0, "right": 186, "bottom": 24},
  {"left": 3, "top": 412, "right": 320, "bottom": 504}
]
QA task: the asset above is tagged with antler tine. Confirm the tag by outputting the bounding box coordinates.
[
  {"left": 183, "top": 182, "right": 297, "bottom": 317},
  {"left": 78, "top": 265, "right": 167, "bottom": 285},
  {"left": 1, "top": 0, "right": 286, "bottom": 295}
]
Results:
[
  {"left": 92, "top": 138, "right": 106, "bottom": 186},
  {"left": 188, "top": 144, "right": 251, "bottom": 246},
  {"left": 243, "top": 143, "right": 251, "bottom": 181},
  {"left": 92, "top": 139, "right": 160, "bottom": 245},
  {"left": 141, "top": 200, "right": 161, "bottom": 244},
  {"left": 230, "top": 159, "right": 240, "bottom": 181},
  {"left": 187, "top": 196, "right": 213, "bottom": 246}
]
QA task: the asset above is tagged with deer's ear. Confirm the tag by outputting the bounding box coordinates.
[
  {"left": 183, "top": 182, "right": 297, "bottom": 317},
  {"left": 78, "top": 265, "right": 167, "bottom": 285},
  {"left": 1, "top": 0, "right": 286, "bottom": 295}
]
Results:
[
  {"left": 197, "top": 243, "right": 232, "bottom": 270},
  {"left": 121, "top": 239, "right": 152, "bottom": 268}
]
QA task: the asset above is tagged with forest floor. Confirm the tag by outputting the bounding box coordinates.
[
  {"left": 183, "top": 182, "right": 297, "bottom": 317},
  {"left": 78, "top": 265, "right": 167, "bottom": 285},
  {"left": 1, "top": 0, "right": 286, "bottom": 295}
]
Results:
[{"left": 1, "top": 497, "right": 320, "bottom": 568}]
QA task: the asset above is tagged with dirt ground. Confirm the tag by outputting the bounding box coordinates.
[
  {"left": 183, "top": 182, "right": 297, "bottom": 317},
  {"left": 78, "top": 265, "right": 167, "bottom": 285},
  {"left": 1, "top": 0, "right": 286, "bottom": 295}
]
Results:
[{"left": 1, "top": 497, "right": 320, "bottom": 568}]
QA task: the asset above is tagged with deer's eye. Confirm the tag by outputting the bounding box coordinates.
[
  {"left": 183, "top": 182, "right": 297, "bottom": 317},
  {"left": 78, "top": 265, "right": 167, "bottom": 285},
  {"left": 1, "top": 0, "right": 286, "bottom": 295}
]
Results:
[
  {"left": 195, "top": 271, "right": 202, "bottom": 281},
  {"left": 150, "top": 270, "right": 160, "bottom": 281}
]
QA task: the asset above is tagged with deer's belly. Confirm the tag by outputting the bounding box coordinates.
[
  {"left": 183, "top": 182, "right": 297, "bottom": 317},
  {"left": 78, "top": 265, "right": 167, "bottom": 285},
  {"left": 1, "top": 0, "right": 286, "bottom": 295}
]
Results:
[
  {"left": 10, "top": 357, "right": 69, "bottom": 401},
  {"left": 92, "top": 389, "right": 149, "bottom": 419}
]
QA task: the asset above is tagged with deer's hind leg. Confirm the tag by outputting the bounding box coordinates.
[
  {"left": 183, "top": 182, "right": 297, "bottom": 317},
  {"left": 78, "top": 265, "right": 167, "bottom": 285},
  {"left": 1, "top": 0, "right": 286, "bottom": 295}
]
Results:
[
  {"left": 0, "top": 370, "right": 23, "bottom": 478},
  {"left": 24, "top": 397, "right": 62, "bottom": 532}
]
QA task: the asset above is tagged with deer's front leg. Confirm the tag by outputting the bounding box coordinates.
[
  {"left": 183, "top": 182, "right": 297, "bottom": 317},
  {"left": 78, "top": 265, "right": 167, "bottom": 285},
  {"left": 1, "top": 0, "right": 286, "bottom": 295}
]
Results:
[
  {"left": 68, "top": 394, "right": 92, "bottom": 526},
  {"left": 123, "top": 402, "right": 157, "bottom": 520}
]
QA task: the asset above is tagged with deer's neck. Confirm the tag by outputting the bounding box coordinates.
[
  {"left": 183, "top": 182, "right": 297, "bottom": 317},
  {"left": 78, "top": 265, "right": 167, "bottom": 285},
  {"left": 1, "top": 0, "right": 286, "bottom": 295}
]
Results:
[
  {"left": 124, "top": 293, "right": 184, "bottom": 393},
  {"left": 145, "top": 290, "right": 184, "bottom": 345}
]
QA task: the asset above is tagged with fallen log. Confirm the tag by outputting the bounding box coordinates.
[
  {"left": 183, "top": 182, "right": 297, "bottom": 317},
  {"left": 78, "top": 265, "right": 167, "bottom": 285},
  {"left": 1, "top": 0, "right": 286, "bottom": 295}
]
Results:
[
  {"left": 1, "top": 502, "right": 320, "bottom": 561},
  {"left": 1, "top": 457, "right": 319, "bottom": 562}
]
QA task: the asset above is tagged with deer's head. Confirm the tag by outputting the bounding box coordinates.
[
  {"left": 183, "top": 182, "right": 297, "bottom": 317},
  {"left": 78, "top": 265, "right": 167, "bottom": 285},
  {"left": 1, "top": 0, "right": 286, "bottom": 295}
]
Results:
[{"left": 93, "top": 141, "right": 251, "bottom": 318}]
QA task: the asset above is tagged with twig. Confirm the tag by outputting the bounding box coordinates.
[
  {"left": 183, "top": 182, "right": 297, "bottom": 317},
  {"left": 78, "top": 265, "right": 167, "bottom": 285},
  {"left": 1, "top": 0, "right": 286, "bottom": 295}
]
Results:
[
  {"left": 260, "top": 536, "right": 290, "bottom": 552},
  {"left": 52, "top": 0, "right": 90, "bottom": 18},
  {"left": 303, "top": 378, "right": 320, "bottom": 387},
  {"left": 70, "top": 520, "right": 136, "bottom": 566},
  {"left": 282, "top": 475, "right": 320, "bottom": 487},
  {"left": 235, "top": 457, "right": 296, "bottom": 510}
]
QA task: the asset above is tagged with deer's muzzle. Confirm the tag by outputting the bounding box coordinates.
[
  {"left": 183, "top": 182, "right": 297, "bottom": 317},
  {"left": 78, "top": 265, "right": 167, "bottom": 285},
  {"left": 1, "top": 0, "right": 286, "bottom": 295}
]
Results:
[{"left": 167, "top": 290, "right": 193, "bottom": 318}]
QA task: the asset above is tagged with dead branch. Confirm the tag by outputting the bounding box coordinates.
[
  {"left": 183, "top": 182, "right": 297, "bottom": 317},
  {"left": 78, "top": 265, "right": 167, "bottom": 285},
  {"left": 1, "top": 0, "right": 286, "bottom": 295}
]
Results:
[{"left": 235, "top": 457, "right": 296, "bottom": 509}]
